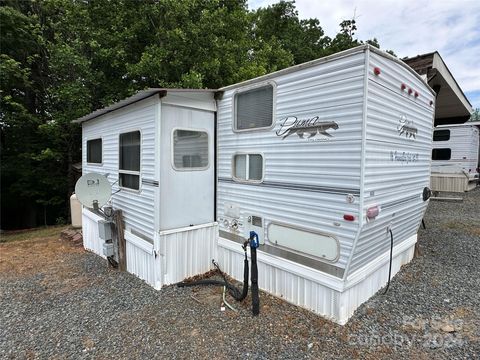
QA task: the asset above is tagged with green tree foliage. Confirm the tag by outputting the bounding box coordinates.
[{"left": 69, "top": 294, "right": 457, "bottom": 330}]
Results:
[
  {"left": 0, "top": 0, "right": 388, "bottom": 229},
  {"left": 469, "top": 108, "right": 479, "bottom": 121}
]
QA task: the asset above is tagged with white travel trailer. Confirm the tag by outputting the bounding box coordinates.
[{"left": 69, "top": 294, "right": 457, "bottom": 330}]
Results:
[
  {"left": 75, "top": 45, "right": 435, "bottom": 324},
  {"left": 431, "top": 123, "right": 479, "bottom": 192}
]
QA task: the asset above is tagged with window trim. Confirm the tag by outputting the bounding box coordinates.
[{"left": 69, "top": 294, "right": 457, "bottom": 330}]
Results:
[
  {"left": 118, "top": 129, "right": 142, "bottom": 192},
  {"left": 171, "top": 127, "right": 210, "bottom": 172},
  {"left": 232, "top": 81, "right": 277, "bottom": 133},
  {"left": 86, "top": 137, "right": 103, "bottom": 165},
  {"left": 231, "top": 152, "right": 265, "bottom": 183}
]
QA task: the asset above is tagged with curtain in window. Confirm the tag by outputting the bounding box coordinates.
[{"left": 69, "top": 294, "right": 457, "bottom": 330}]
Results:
[
  {"left": 120, "top": 131, "right": 140, "bottom": 171},
  {"left": 235, "top": 85, "right": 273, "bottom": 130}
]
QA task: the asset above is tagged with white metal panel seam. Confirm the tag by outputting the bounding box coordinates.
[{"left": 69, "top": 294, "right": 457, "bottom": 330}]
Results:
[{"left": 343, "top": 47, "right": 369, "bottom": 280}]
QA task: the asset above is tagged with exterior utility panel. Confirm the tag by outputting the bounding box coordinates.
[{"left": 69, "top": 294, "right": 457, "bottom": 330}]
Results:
[
  {"left": 431, "top": 124, "right": 479, "bottom": 192},
  {"left": 216, "top": 45, "right": 435, "bottom": 324}
]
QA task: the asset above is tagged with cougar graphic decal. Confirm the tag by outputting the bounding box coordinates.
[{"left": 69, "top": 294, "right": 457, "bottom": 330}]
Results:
[
  {"left": 276, "top": 116, "right": 339, "bottom": 140},
  {"left": 397, "top": 115, "right": 417, "bottom": 139}
]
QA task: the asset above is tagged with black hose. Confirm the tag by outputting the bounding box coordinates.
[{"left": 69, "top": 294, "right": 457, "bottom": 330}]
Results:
[
  {"left": 177, "top": 279, "right": 242, "bottom": 296},
  {"left": 177, "top": 252, "right": 249, "bottom": 302},
  {"left": 213, "top": 257, "right": 249, "bottom": 301},
  {"left": 383, "top": 229, "right": 394, "bottom": 295},
  {"left": 177, "top": 238, "right": 258, "bottom": 316},
  {"left": 238, "top": 253, "right": 249, "bottom": 300},
  {"left": 107, "top": 256, "right": 118, "bottom": 268},
  {"left": 250, "top": 245, "right": 260, "bottom": 316}
]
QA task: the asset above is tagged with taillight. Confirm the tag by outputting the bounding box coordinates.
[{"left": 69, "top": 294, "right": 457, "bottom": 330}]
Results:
[{"left": 343, "top": 214, "right": 355, "bottom": 221}]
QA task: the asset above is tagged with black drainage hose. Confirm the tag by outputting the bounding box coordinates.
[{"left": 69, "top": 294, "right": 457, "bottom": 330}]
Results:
[
  {"left": 383, "top": 229, "right": 394, "bottom": 295},
  {"left": 177, "top": 245, "right": 250, "bottom": 302},
  {"left": 250, "top": 237, "right": 260, "bottom": 316},
  {"left": 213, "top": 254, "right": 249, "bottom": 301},
  {"left": 177, "top": 232, "right": 260, "bottom": 316}
]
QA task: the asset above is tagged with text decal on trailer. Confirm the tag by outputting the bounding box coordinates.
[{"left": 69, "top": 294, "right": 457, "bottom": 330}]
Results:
[
  {"left": 276, "top": 116, "right": 339, "bottom": 140},
  {"left": 390, "top": 151, "right": 419, "bottom": 163},
  {"left": 397, "top": 114, "right": 417, "bottom": 139}
]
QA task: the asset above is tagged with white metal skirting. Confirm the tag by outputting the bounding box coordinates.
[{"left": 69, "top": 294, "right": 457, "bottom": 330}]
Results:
[
  {"left": 82, "top": 208, "right": 106, "bottom": 259},
  {"left": 125, "top": 231, "right": 158, "bottom": 289},
  {"left": 217, "top": 234, "right": 416, "bottom": 325},
  {"left": 159, "top": 223, "right": 218, "bottom": 286},
  {"left": 430, "top": 173, "right": 476, "bottom": 192},
  {"left": 80, "top": 212, "right": 218, "bottom": 290}
]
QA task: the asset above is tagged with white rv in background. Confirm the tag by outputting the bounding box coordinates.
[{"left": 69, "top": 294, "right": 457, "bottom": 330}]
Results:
[
  {"left": 75, "top": 45, "right": 435, "bottom": 325},
  {"left": 430, "top": 124, "right": 479, "bottom": 192}
]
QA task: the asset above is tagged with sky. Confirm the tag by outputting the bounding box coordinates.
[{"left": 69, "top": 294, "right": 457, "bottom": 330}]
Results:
[{"left": 249, "top": 0, "right": 480, "bottom": 111}]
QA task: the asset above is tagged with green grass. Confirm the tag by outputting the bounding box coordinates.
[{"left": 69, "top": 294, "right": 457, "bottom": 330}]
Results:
[{"left": 0, "top": 225, "right": 68, "bottom": 243}]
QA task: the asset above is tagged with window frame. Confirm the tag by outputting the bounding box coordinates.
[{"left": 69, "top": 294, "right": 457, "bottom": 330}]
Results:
[
  {"left": 86, "top": 137, "right": 103, "bottom": 165},
  {"left": 118, "top": 129, "right": 142, "bottom": 191},
  {"left": 433, "top": 129, "right": 451, "bottom": 142},
  {"left": 171, "top": 127, "right": 210, "bottom": 172},
  {"left": 232, "top": 81, "right": 276, "bottom": 133},
  {"left": 231, "top": 152, "right": 265, "bottom": 183},
  {"left": 432, "top": 148, "right": 452, "bottom": 161}
]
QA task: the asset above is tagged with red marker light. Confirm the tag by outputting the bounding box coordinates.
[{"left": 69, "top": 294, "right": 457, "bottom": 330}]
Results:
[
  {"left": 373, "top": 67, "right": 381, "bottom": 75},
  {"left": 401, "top": 83, "right": 406, "bottom": 91},
  {"left": 343, "top": 214, "right": 355, "bottom": 221},
  {"left": 429, "top": 100, "right": 433, "bottom": 106},
  {"left": 414, "top": 91, "right": 419, "bottom": 97},
  {"left": 408, "top": 88, "right": 413, "bottom": 95}
]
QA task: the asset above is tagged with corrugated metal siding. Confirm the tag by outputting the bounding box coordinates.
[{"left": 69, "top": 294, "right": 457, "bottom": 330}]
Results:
[
  {"left": 430, "top": 174, "right": 475, "bottom": 192},
  {"left": 160, "top": 223, "right": 218, "bottom": 285},
  {"left": 82, "top": 208, "right": 105, "bottom": 259},
  {"left": 217, "top": 240, "right": 341, "bottom": 321},
  {"left": 341, "top": 239, "right": 414, "bottom": 323},
  {"left": 217, "top": 52, "right": 366, "bottom": 269},
  {"left": 348, "top": 52, "right": 434, "bottom": 275},
  {"left": 82, "top": 96, "right": 158, "bottom": 239},
  {"left": 432, "top": 126, "right": 479, "bottom": 174},
  {"left": 217, "top": 234, "right": 415, "bottom": 324},
  {"left": 125, "top": 231, "right": 157, "bottom": 288}
]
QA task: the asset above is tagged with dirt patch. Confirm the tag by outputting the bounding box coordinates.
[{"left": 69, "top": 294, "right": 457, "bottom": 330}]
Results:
[
  {"left": 441, "top": 220, "right": 480, "bottom": 236},
  {"left": 0, "top": 231, "right": 84, "bottom": 277}
]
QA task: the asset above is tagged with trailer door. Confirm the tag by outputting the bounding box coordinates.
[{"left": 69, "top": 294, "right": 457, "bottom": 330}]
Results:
[{"left": 159, "top": 105, "right": 215, "bottom": 230}]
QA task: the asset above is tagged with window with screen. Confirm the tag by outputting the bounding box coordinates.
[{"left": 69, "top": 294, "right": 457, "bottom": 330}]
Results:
[
  {"left": 433, "top": 129, "right": 450, "bottom": 141},
  {"left": 87, "top": 138, "right": 102, "bottom": 164},
  {"left": 119, "top": 131, "right": 141, "bottom": 190},
  {"left": 432, "top": 148, "right": 451, "bottom": 160},
  {"left": 233, "top": 154, "right": 263, "bottom": 182},
  {"left": 172, "top": 129, "right": 209, "bottom": 170},
  {"left": 234, "top": 84, "right": 274, "bottom": 131}
]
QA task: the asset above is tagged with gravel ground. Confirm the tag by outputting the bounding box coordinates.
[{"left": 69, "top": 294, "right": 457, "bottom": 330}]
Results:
[{"left": 1, "top": 189, "right": 479, "bottom": 359}]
